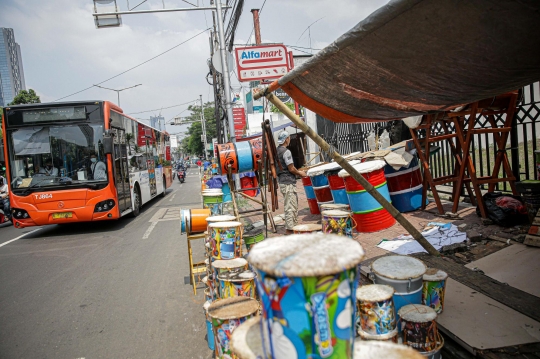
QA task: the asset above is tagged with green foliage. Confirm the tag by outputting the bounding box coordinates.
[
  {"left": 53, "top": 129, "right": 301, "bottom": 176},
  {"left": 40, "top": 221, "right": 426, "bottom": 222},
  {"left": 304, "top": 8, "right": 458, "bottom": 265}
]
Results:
[
  {"left": 9, "top": 89, "right": 41, "bottom": 105},
  {"left": 184, "top": 102, "right": 217, "bottom": 155},
  {"left": 270, "top": 102, "right": 295, "bottom": 113}
]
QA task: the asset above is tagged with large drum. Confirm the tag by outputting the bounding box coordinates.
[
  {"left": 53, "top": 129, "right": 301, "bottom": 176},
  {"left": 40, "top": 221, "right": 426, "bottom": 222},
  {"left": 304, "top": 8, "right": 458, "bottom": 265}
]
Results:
[
  {"left": 321, "top": 210, "right": 354, "bottom": 237},
  {"left": 208, "top": 221, "right": 243, "bottom": 260},
  {"left": 249, "top": 233, "right": 365, "bottom": 359},
  {"left": 384, "top": 155, "right": 424, "bottom": 212},
  {"left": 202, "top": 190, "right": 224, "bottom": 216},
  {"left": 217, "top": 138, "right": 263, "bottom": 174},
  {"left": 208, "top": 297, "right": 259, "bottom": 359},
  {"left": 302, "top": 176, "right": 320, "bottom": 215},
  {"left": 181, "top": 208, "right": 212, "bottom": 235},
  {"left": 338, "top": 160, "right": 395, "bottom": 233},
  {"left": 370, "top": 256, "right": 426, "bottom": 324}
]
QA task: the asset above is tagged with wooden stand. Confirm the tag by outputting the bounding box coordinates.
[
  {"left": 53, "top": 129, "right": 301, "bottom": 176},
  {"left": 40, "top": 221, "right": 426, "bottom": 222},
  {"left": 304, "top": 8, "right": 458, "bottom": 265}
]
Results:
[
  {"left": 187, "top": 231, "right": 206, "bottom": 295},
  {"left": 409, "top": 91, "right": 519, "bottom": 218}
]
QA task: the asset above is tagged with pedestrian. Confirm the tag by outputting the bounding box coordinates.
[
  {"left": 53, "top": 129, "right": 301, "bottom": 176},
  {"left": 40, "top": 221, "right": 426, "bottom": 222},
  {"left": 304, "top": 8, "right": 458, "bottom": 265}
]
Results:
[
  {"left": 197, "top": 159, "right": 202, "bottom": 174},
  {"left": 276, "top": 130, "right": 307, "bottom": 234},
  {"left": 203, "top": 159, "right": 211, "bottom": 172}
]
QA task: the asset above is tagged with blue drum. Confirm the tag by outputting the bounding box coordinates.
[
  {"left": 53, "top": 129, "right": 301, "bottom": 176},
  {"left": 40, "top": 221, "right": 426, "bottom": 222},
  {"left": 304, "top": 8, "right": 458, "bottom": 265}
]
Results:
[
  {"left": 221, "top": 182, "right": 232, "bottom": 202},
  {"left": 203, "top": 301, "right": 215, "bottom": 350},
  {"left": 309, "top": 173, "right": 328, "bottom": 187},
  {"left": 370, "top": 256, "right": 426, "bottom": 331},
  {"left": 235, "top": 141, "right": 254, "bottom": 173},
  {"left": 384, "top": 155, "right": 425, "bottom": 212}
]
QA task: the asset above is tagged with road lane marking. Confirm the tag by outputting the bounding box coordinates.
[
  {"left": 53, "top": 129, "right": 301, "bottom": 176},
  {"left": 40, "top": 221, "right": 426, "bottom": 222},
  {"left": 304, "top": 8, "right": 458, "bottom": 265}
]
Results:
[
  {"left": 0, "top": 228, "right": 43, "bottom": 248},
  {"left": 142, "top": 221, "right": 158, "bottom": 239},
  {"left": 169, "top": 193, "right": 177, "bottom": 202}
]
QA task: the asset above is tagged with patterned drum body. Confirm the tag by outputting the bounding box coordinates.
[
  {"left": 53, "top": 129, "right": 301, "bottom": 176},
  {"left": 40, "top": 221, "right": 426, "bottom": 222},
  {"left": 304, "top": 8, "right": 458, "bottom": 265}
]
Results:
[
  {"left": 307, "top": 198, "right": 321, "bottom": 215},
  {"left": 249, "top": 138, "right": 263, "bottom": 171},
  {"left": 313, "top": 185, "right": 334, "bottom": 203},
  {"left": 384, "top": 156, "right": 424, "bottom": 212},
  {"left": 422, "top": 269, "right": 448, "bottom": 314},
  {"left": 218, "top": 271, "right": 257, "bottom": 299},
  {"left": 235, "top": 141, "right": 254, "bottom": 173},
  {"left": 398, "top": 304, "right": 439, "bottom": 352},
  {"left": 188, "top": 209, "right": 211, "bottom": 234},
  {"left": 322, "top": 210, "right": 354, "bottom": 237},
  {"left": 356, "top": 285, "right": 396, "bottom": 335},
  {"left": 203, "top": 192, "right": 224, "bottom": 216},
  {"left": 209, "top": 221, "right": 243, "bottom": 260},
  {"left": 217, "top": 143, "right": 239, "bottom": 174}
]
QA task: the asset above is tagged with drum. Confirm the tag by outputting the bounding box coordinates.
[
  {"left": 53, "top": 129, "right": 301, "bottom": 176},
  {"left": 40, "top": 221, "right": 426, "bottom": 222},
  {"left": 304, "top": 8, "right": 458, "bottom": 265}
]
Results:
[
  {"left": 384, "top": 156, "right": 424, "bottom": 212},
  {"left": 321, "top": 210, "right": 355, "bottom": 237},
  {"left": 208, "top": 221, "right": 243, "bottom": 260},
  {"left": 217, "top": 143, "right": 239, "bottom": 174},
  {"left": 302, "top": 176, "right": 316, "bottom": 200},
  {"left": 338, "top": 160, "right": 395, "bottom": 233},
  {"left": 203, "top": 190, "right": 224, "bottom": 216},
  {"left": 208, "top": 297, "right": 259, "bottom": 359},
  {"left": 353, "top": 341, "right": 425, "bottom": 359},
  {"left": 212, "top": 258, "right": 249, "bottom": 298},
  {"left": 313, "top": 185, "right": 334, "bottom": 203},
  {"left": 249, "top": 233, "right": 365, "bottom": 359},
  {"left": 203, "top": 300, "right": 215, "bottom": 350},
  {"left": 422, "top": 268, "right": 448, "bottom": 314},
  {"left": 222, "top": 182, "right": 233, "bottom": 203},
  {"left": 292, "top": 223, "right": 321, "bottom": 234},
  {"left": 230, "top": 316, "right": 265, "bottom": 359},
  {"left": 370, "top": 256, "right": 426, "bottom": 323},
  {"left": 188, "top": 209, "right": 212, "bottom": 234},
  {"left": 218, "top": 270, "right": 257, "bottom": 299},
  {"left": 356, "top": 284, "right": 396, "bottom": 335},
  {"left": 235, "top": 141, "right": 254, "bottom": 173},
  {"left": 398, "top": 304, "right": 439, "bottom": 352},
  {"left": 307, "top": 198, "right": 320, "bottom": 215},
  {"left": 243, "top": 228, "right": 265, "bottom": 253},
  {"left": 320, "top": 203, "right": 350, "bottom": 212},
  {"left": 249, "top": 138, "right": 263, "bottom": 171},
  {"left": 206, "top": 215, "right": 237, "bottom": 228},
  {"left": 180, "top": 209, "right": 189, "bottom": 234}
]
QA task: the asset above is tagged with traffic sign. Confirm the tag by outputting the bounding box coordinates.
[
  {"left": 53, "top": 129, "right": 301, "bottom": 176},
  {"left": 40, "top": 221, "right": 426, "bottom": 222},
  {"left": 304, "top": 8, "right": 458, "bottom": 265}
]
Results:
[{"left": 235, "top": 44, "right": 290, "bottom": 82}]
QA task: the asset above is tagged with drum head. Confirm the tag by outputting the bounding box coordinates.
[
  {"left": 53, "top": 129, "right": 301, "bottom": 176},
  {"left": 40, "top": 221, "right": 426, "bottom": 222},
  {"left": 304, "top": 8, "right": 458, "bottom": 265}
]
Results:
[
  {"left": 371, "top": 256, "right": 426, "bottom": 280},
  {"left": 208, "top": 221, "right": 243, "bottom": 228},
  {"left": 292, "top": 223, "right": 321, "bottom": 232},
  {"left": 338, "top": 159, "right": 386, "bottom": 177},
  {"left": 206, "top": 215, "right": 237, "bottom": 223},
  {"left": 321, "top": 209, "right": 351, "bottom": 217},
  {"left": 218, "top": 270, "right": 256, "bottom": 282},
  {"left": 207, "top": 296, "right": 259, "bottom": 320},
  {"left": 398, "top": 304, "right": 437, "bottom": 323},
  {"left": 354, "top": 340, "right": 425, "bottom": 359},
  {"left": 212, "top": 258, "right": 248, "bottom": 270},
  {"left": 356, "top": 284, "right": 394, "bottom": 302},
  {"left": 423, "top": 268, "right": 448, "bottom": 281}
]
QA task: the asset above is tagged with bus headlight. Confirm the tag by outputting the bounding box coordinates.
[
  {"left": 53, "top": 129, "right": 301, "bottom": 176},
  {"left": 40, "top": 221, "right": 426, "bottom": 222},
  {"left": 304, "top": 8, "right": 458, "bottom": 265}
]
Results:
[
  {"left": 94, "top": 199, "right": 115, "bottom": 213},
  {"left": 11, "top": 208, "right": 30, "bottom": 220}
]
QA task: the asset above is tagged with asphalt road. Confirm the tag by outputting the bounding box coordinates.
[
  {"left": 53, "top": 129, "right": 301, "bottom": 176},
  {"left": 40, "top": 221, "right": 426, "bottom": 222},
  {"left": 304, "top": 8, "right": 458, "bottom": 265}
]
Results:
[{"left": 0, "top": 169, "right": 213, "bottom": 359}]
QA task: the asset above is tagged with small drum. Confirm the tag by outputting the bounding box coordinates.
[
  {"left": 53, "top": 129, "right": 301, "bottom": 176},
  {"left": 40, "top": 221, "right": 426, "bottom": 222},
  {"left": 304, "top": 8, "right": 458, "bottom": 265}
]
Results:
[
  {"left": 208, "top": 297, "right": 259, "bottom": 359},
  {"left": 292, "top": 223, "right": 321, "bottom": 234},
  {"left": 249, "top": 233, "right": 365, "bottom": 359},
  {"left": 217, "top": 142, "right": 239, "bottom": 174},
  {"left": 208, "top": 221, "right": 243, "bottom": 260},
  {"left": 320, "top": 203, "right": 350, "bottom": 212},
  {"left": 321, "top": 210, "right": 354, "bottom": 237},
  {"left": 356, "top": 284, "right": 396, "bottom": 335},
  {"left": 183, "top": 208, "right": 212, "bottom": 235},
  {"left": 202, "top": 190, "right": 224, "bottom": 216},
  {"left": 354, "top": 341, "right": 425, "bottom": 359},
  {"left": 243, "top": 228, "right": 265, "bottom": 253},
  {"left": 422, "top": 268, "right": 448, "bottom": 314},
  {"left": 384, "top": 155, "right": 425, "bottom": 212},
  {"left": 212, "top": 258, "right": 249, "bottom": 298},
  {"left": 203, "top": 301, "right": 215, "bottom": 350},
  {"left": 398, "top": 304, "right": 439, "bottom": 352},
  {"left": 313, "top": 185, "right": 334, "bottom": 203},
  {"left": 370, "top": 256, "right": 426, "bottom": 324},
  {"left": 218, "top": 270, "right": 257, "bottom": 299},
  {"left": 307, "top": 198, "right": 321, "bottom": 215},
  {"left": 339, "top": 160, "right": 395, "bottom": 233},
  {"left": 248, "top": 138, "right": 263, "bottom": 171}
]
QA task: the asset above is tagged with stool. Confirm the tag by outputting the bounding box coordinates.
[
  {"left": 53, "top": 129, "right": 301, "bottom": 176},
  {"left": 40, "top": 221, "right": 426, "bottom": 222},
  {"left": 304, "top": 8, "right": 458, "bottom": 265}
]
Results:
[{"left": 187, "top": 232, "right": 206, "bottom": 295}]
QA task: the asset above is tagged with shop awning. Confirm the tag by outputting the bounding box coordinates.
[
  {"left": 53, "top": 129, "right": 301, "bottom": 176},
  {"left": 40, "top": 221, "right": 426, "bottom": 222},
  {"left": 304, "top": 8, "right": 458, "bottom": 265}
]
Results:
[{"left": 265, "top": 0, "right": 540, "bottom": 123}]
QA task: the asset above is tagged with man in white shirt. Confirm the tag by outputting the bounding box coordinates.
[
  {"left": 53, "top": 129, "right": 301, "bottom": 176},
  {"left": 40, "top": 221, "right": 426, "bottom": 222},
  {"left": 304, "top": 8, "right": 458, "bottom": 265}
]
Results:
[
  {"left": 37, "top": 160, "right": 59, "bottom": 177},
  {"left": 90, "top": 154, "right": 107, "bottom": 180}
]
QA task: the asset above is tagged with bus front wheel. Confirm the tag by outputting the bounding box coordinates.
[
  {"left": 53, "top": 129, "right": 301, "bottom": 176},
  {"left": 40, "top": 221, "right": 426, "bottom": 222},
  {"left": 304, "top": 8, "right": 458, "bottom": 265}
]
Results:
[{"left": 131, "top": 188, "right": 141, "bottom": 217}]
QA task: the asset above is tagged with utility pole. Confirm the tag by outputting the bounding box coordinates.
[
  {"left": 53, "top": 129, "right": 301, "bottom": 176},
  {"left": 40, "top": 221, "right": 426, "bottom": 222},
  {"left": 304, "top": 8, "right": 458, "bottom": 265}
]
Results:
[{"left": 200, "top": 94, "right": 208, "bottom": 160}]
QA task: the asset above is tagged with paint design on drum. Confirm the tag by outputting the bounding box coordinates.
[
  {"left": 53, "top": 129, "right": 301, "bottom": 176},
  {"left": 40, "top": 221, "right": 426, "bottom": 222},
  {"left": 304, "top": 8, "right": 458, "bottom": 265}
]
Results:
[
  {"left": 358, "top": 298, "right": 396, "bottom": 335},
  {"left": 209, "top": 226, "right": 242, "bottom": 260},
  {"left": 212, "top": 316, "right": 252, "bottom": 359},
  {"left": 402, "top": 320, "right": 438, "bottom": 351},
  {"left": 217, "top": 143, "right": 238, "bottom": 173},
  {"left": 220, "top": 279, "right": 255, "bottom": 298},
  {"left": 257, "top": 269, "right": 357, "bottom": 359},
  {"left": 322, "top": 216, "right": 353, "bottom": 237},
  {"left": 249, "top": 138, "right": 263, "bottom": 170},
  {"left": 204, "top": 202, "right": 223, "bottom": 216},
  {"left": 423, "top": 280, "right": 446, "bottom": 314}
]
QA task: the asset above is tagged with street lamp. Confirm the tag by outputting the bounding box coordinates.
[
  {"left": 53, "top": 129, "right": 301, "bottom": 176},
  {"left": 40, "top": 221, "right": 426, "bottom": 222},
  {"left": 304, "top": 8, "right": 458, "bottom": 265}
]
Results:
[{"left": 93, "top": 83, "right": 142, "bottom": 107}]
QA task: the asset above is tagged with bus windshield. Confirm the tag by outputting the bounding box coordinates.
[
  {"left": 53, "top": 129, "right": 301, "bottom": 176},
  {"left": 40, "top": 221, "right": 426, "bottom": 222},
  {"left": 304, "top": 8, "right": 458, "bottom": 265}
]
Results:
[{"left": 7, "top": 123, "right": 108, "bottom": 191}]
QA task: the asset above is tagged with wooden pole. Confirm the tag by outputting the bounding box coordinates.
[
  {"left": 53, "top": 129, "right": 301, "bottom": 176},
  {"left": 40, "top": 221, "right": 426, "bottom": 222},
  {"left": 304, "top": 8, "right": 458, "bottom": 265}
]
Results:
[{"left": 262, "top": 92, "right": 440, "bottom": 256}]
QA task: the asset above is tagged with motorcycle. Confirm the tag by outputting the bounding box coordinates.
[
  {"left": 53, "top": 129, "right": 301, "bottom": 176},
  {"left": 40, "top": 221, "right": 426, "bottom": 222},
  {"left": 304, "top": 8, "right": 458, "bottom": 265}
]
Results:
[{"left": 177, "top": 169, "right": 186, "bottom": 183}]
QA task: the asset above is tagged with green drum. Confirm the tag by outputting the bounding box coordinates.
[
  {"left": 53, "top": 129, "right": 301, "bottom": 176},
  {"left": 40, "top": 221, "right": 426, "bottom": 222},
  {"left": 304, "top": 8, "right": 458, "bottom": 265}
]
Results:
[
  {"left": 203, "top": 190, "right": 224, "bottom": 216},
  {"left": 243, "top": 228, "right": 265, "bottom": 253}
]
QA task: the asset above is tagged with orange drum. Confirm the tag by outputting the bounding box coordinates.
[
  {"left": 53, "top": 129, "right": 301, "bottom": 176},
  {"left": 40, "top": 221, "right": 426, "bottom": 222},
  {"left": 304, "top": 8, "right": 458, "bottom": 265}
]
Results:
[
  {"left": 249, "top": 137, "right": 263, "bottom": 171},
  {"left": 217, "top": 143, "right": 239, "bottom": 174},
  {"left": 189, "top": 209, "right": 211, "bottom": 234}
]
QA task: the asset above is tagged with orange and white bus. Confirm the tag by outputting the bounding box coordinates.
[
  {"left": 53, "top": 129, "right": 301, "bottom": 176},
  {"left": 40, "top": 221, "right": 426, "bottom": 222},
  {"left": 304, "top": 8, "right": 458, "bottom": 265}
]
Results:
[{"left": 1, "top": 101, "right": 173, "bottom": 228}]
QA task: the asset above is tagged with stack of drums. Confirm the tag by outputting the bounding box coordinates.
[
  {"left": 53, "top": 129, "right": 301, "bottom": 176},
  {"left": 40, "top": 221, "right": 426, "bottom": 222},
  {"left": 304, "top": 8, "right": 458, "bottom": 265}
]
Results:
[
  {"left": 307, "top": 162, "right": 345, "bottom": 206},
  {"left": 384, "top": 155, "right": 425, "bottom": 212},
  {"left": 248, "top": 233, "right": 365, "bottom": 358},
  {"left": 321, "top": 209, "right": 355, "bottom": 237},
  {"left": 356, "top": 284, "right": 397, "bottom": 342},
  {"left": 338, "top": 160, "right": 396, "bottom": 232},
  {"left": 370, "top": 256, "right": 427, "bottom": 327},
  {"left": 207, "top": 296, "right": 259, "bottom": 359},
  {"left": 422, "top": 268, "right": 448, "bottom": 314},
  {"left": 180, "top": 208, "right": 211, "bottom": 235},
  {"left": 302, "top": 176, "right": 320, "bottom": 215},
  {"left": 216, "top": 138, "right": 263, "bottom": 174},
  {"left": 202, "top": 189, "right": 224, "bottom": 216},
  {"left": 307, "top": 168, "right": 334, "bottom": 211},
  {"left": 398, "top": 304, "right": 444, "bottom": 358}
]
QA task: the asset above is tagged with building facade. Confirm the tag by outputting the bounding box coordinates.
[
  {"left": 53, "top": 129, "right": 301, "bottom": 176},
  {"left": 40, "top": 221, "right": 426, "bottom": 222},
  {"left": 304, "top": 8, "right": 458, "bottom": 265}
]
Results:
[{"left": 0, "top": 28, "right": 26, "bottom": 107}]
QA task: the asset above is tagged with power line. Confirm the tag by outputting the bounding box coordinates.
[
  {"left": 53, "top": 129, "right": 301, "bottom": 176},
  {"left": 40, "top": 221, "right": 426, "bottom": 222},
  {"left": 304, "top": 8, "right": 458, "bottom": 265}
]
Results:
[
  {"left": 128, "top": 99, "right": 199, "bottom": 114},
  {"left": 53, "top": 27, "right": 211, "bottom": 102}
]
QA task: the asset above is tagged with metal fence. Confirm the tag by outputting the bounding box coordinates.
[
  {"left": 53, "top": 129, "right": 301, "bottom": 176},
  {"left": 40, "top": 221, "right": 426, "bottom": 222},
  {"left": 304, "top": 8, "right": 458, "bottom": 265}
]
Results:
[{"left": 316, "top": 82, "right": 540, "bottom": 192}]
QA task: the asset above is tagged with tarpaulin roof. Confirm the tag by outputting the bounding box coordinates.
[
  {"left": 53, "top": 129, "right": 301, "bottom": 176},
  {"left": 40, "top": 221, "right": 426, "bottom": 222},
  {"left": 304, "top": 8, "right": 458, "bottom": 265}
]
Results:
[{"left": 268, "top": 0, "right": 540, "bottom": 123}]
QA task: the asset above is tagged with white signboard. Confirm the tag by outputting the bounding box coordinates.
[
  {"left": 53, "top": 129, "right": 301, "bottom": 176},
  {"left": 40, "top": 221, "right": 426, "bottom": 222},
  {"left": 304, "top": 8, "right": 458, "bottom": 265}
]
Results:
[
  {"left": 235, "top": 44, "right": 291, "bottom": 82},
  {"left": 170, "top": 136, "right": 178, "bottom": 148}
]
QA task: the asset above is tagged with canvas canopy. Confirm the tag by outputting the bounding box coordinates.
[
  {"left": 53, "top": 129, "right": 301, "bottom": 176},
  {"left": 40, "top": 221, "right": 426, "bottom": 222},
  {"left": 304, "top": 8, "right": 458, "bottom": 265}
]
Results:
[{"left": 262, "top": 0, "right": 540, "bottom": 123}]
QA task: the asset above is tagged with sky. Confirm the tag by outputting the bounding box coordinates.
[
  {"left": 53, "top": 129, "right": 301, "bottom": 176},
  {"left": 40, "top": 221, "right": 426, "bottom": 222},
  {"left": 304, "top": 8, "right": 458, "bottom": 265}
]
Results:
[{"left": 0, "top": 0, "right": 389, "bottom": 135}]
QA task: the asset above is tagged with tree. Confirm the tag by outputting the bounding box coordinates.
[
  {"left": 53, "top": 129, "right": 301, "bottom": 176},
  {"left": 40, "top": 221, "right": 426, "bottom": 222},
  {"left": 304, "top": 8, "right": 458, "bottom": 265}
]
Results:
[
  {"left": 9, "top": 89, "right": 41, "bottom": 105},
  {"left": 184, "top": 102, "right": 217, "bottom": 156},
  {"left": 270, "top": 102, "right": 295, "bottom": 113}
]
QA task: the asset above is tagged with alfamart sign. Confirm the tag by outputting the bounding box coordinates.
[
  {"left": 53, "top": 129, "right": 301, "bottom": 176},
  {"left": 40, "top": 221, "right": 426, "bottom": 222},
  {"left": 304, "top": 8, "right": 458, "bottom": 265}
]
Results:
[{"left": 235, "top": 44, "right": 291, "bottom": 82}]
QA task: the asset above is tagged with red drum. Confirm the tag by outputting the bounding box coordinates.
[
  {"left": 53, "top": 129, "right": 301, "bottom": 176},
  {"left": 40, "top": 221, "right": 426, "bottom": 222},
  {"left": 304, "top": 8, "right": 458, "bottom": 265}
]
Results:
[
  {"left": 313, "top": 185, "right": 333, "bottom": 202},
  {"left": 302, "top": 176, "right": 313, "bottom": 186},
  {"left": 343, "top": 167, "right": 387, "bottom": 192},
  {"left": 327, "top": 173, "right": 346, "bottom": 190},
  {"left": 307, "top": 198, "right": 320, "bottom": 215},
  {"left": 248, "top": 138, "right": 263, "bottom": 171}
]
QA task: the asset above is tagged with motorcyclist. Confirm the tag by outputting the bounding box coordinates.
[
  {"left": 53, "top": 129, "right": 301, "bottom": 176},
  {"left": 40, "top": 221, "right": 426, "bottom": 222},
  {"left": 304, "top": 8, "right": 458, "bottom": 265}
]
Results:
[{"left": 0, "top": 176, "right": 11, "bottom": 222}]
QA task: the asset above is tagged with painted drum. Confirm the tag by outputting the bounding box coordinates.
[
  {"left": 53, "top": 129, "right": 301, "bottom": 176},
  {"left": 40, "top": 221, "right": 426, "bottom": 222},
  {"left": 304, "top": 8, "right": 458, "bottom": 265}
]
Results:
[
  {"left": 304, "top": 184, "right": 316, "bottom": 200},
  {"left": 370, "top": 256, "right": 426, "bottom": 319},
  {"left": 218, "top": 270, "right": 257, "bottom": 299},
  {"left": 188, "top": 209, "right": 212, "bottom": 234},
  {"left": 320, "top": 203, "right": 350, "bottom": 212},
  {"left": 322, "top": 210, "right": 355, "bottom": 237},
  {"left": 309, "top": 173, "right": 329, "bottom": 187},
  {"left": 203, "top": 191, "right": 224, "bottom": 216},
  {"left": 249, "top": 233, "right": 365, "bottom": 359},
  {"left": 331, "top": 188, "right": 350, "bottom": 205},
  {"left": 249, "top": 138, "right": 263, "bottom": 171},
  {"left": 212, "top": 258, "right": 249, "bottom": 298},
  {"left": 243, "top": 228, "right": 265, "bottom": 253},
  {"left": 222, "top": 182, "right": 233, "bottom": 203},
  {"left": 203, "top": 275, "right": 218, "bottom": 301},
  {"left": 353, "top": 341, "right": 425, "bottom": 359},
  {"left": 317, "top": 200, "right": 335, "bottom": 212},
  {"left": 209, "top": 221, "right": 243, "bottom": 260},
  {"left": 217, "top": 142, "right": 239, "bottom": 174},
  {"left": 384, "top": 156, "right": 424, "bottom": 212},
  {"left": 339, "top": 160, "right": 395, "bottom": 232},
  {"left": 357, "top": 328, "right": 398, "bottom": 343},
  {"left": 307, "top": 198, "right": 321, "bottom": 215},
  {"left": 398, "top": 304, "right": 439, "bottom": 352},
  {"left": 313, "top": 185, "right": 334, "bottom": 203},
  {"left": 208, "top": 297, "right": 259, "bottom": 359},
  {"left": 292, "top": 223, "right": 322, "bottom": 234},
  {"left": 235, "top": 141, "right": 255, "bottom": 173},
  {"left": 356, "top": 284, "right": 396, "bottom": 335},
  {"left": 422, "top": 268, "right": 448, "bottom": 314},
  {"left": 203, "top": 300, "right": 215, "bottom": 350},
  {"left": 180, "top": 209, "right": 189, "bottom": 234}
]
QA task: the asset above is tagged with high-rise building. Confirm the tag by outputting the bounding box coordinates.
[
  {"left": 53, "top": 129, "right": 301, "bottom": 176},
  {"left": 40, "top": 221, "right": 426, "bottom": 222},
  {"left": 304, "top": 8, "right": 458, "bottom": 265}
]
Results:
[
  {"left": 150, "top": 115, "right": 164, "bottom": 130},
  {"left": 0, "top": 28, "right": 26, "bottom": 107}
]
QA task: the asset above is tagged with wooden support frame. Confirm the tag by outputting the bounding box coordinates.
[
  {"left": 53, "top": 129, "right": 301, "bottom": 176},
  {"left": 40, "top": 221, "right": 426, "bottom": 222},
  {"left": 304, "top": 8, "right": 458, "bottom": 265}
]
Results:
[{"left": 187, "top": 231, "right": 206, "bottom": 295}]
